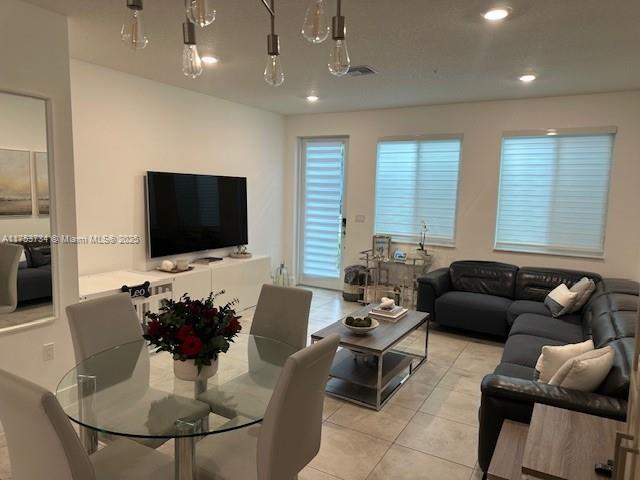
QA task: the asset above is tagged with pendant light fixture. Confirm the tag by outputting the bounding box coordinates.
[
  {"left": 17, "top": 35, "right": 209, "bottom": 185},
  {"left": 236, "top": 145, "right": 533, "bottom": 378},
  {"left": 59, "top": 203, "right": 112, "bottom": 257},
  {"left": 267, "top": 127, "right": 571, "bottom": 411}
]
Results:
[
  {"left": 302, "top": 0, "right": 330, "bottom": 44},
  {"left": 121, "top": 0, "right": 148, "bottom": 50},
  {"left": 182, "top": 20, "right": 203, "bottom": 79},
  {"left": 328, "top": 0, "right": 350, "bottom": 76},
  {"left": 185, "top": 0, "right": 216, "bottom": 28},
  {"left": 117, "top": 0, "right": 356, "bottom": 82},
  {"left": 263, "top": 0, "right": 284, "bottom": 87}
]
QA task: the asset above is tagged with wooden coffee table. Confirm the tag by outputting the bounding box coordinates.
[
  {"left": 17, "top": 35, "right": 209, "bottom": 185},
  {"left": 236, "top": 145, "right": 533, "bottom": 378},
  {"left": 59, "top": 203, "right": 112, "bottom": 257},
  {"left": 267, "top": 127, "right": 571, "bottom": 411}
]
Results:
[{"left": 311, "top": 306, "right": 429, "bottom": 410}]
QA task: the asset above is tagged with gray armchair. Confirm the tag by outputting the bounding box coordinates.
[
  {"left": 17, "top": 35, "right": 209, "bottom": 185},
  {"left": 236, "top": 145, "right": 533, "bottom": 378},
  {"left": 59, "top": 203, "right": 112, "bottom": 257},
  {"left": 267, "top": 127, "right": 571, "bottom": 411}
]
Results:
[{"left": 0, "top": 243, "right": 24, "bottom": 314}]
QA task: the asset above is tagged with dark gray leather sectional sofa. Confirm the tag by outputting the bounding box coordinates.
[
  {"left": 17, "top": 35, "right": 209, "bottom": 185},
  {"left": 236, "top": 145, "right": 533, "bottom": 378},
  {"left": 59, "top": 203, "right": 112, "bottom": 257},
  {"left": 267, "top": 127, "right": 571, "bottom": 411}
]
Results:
[{"left": 416, "top": 261, "right": 639, "bottom": 474}]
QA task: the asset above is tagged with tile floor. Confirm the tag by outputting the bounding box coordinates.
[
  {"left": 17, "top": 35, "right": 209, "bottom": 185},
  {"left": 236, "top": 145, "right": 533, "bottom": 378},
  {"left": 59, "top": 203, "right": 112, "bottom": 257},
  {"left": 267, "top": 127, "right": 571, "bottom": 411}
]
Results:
[{"left": 0, "top": 287, "right": 503, "bottom": 480}]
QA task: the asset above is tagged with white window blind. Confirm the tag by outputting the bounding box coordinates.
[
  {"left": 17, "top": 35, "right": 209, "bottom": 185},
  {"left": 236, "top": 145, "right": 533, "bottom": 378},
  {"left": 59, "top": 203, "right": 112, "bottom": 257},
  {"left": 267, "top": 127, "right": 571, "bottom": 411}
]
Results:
[
  {"left": 374, "top": 138, "right": 462, "bottom": 245},
  {"left": 301, "top": 140, "right": 345, "bottom": 278},
  {"left": 495, "top": 133, "right": 614, "bottom": 257}
]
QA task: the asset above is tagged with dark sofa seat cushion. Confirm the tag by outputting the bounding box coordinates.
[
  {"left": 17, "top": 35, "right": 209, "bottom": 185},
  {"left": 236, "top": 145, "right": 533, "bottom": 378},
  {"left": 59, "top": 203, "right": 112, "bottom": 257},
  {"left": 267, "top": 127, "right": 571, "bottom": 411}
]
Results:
[
  {"left": 515, "top": 267, "right": 601, "bottom": 302},
  {"left": 509, "top": 314, "right": 585, "bottom": 344},
  {"left": 506, "top": 300, "right": 552, "bottom": 327},
  {"left": 435, "top": 290, "right": 512, "bottom": 337},
  {"left": 17, "top": 265, "right": 52, "bottom": 303},
  {"left": 449, "top": 261, "right": 518, "bottom": 299},
  {"left": 501, "top": 334, "right": 564, "bottom": 368},
  {"left": 493, "top": 362, "right": 535, "bottom": 380}
]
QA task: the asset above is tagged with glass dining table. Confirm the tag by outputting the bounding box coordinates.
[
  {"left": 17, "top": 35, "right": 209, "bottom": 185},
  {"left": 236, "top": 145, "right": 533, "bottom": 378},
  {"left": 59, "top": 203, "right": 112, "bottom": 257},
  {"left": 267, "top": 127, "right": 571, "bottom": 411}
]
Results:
[{"left": 56, "top": 334, "right": 296, "bottom": 480}]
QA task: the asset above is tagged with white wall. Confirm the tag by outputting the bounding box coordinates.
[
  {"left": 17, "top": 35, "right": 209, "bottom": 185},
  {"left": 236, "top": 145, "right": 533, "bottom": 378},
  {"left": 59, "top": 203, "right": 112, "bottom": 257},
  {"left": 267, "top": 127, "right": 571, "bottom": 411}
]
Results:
[
  {"left": 285, "top": 91, "right": 640, "bottom": 280},
  {"left": 0, "top": 0, "right": 79, "bottom": 389},
  {"left": 70, "top": 60, "right": 285, "bottom": 276},
  {"left": 0, "top": 92, "right": 50, "bottom": 238}
]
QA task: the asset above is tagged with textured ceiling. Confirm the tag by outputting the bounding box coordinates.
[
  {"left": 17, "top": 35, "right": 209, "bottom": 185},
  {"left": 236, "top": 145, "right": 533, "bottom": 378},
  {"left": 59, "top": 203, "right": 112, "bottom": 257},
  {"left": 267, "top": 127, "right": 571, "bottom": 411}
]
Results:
[{"left": 24, "top": 0, "right": 640, "bottom": 114}]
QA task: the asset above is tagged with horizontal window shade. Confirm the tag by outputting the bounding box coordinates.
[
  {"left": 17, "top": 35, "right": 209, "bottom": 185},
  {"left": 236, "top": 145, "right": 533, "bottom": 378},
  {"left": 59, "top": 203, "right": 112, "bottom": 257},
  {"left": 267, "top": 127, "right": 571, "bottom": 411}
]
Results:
[
  {"left": 302, "top": 141, "right": 345, "bottom": 278},
  {"left": 495, "top": 134, "right": 613, "bottom": 257},
  {"left": 375, "top": 139, "right": 461, "bottom": 244}
]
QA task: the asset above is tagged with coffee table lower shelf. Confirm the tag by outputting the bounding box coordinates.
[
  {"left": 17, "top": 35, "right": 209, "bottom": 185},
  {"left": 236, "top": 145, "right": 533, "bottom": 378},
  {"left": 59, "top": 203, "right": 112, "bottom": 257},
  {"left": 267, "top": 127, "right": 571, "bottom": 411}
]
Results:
[{"left": 325, "top": 348, "right": 416, "bottom": 410}]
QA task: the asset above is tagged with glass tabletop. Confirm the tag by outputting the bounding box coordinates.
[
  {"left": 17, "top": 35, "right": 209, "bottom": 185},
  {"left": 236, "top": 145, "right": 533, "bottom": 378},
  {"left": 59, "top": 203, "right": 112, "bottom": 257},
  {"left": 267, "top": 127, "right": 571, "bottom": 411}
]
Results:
[{"left": 56, "top": 334, "right": 296, "bottom": 439}]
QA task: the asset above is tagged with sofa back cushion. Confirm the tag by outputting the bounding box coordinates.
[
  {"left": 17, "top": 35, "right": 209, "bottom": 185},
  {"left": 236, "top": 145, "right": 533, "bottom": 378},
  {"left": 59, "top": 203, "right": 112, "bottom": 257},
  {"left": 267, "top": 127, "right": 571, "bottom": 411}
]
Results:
[
  {"left": 449, "top": 261, "right": 518, "bottom": 299},
  {"left": 596, "top": 337, "right": 635, "bottom": 398},
  {"left": 514, "top": 267, "right": 601, "bottom": 302}
]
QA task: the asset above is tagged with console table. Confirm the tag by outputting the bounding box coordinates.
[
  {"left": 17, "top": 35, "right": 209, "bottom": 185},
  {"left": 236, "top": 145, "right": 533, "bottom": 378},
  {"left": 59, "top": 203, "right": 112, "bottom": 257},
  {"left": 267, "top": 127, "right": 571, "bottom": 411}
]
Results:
[{"left": 488, "top": 404, "right": 625, "bottom": 480}]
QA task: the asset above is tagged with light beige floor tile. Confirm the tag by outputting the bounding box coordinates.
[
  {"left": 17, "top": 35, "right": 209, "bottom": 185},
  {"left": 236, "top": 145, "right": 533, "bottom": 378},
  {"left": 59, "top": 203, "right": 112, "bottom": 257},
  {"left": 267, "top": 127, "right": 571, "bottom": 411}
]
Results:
[
  {"left": 323, "top": 395, "right": 345, "bottom": 420},
  {"left": 437, "top": 368, "right": 486, "bottom": 397},
  {"left": 388, "top": 377, "right": 436, "bottom": 411},
  {"left": 470, "top": 464, "right": 484, "bottom": 479},
  {"left": 326, "top": 403, "right": 415, "bottom": 442},
  {"left": 299, "top": 466, "right": 343, "bottom": 480},
  {"left": 367, "top": 445, "right": 472, "bottom": 480},
  {"left": 309, "top": 423, "right": 390, "bottom": 480},
  {"left": 452, "top": 344, "right": 502, "bottom": 375},
  {"left": 395, "top": 413, "right": 478, "bottom": 468},
  {"left": 410, "top": 361, "right": 450, "bottom": 387},
  {"left": 419, "top": 387, "right": 481, "bottom": 426}
]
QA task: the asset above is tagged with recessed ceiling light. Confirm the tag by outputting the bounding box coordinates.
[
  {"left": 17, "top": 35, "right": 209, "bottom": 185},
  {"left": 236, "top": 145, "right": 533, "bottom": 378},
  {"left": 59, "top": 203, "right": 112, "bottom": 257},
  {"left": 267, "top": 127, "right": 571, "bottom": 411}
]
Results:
[
  {"left": 519, "top": 74, "right": 537, "bottom": 83},
  {"left": 201, "top": 56, "right": 219, "bottom": 65},
  {"left": 483, "top": 8, "right": 510, "bottom": 21},
  {"left": 306, "top": 95, "right": 319, "bottom": 103}
]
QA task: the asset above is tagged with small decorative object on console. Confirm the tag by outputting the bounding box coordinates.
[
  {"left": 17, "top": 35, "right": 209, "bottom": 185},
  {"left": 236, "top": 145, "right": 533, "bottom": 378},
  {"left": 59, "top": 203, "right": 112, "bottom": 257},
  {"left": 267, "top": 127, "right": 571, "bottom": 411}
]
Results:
[
  {"left": 230, "top": 245, "right": 253, "bottom": 259},
  {"left": 372, "top": 234, "right": 391, "bottom": 260},
  {"left": 121, "top": 281, "right": 151, "bottom": 299},
  {"left": 393, "top": 249, "right": 407, "bottom": 263},
  {"left": 273, "top": 262, "right": 291, "bottom": 287},
  {"left": 143, "top": 291, "right": 242, "bottom": 381},
  {"left": 157, "top": 260, "right": 194, "bottom": 273}
]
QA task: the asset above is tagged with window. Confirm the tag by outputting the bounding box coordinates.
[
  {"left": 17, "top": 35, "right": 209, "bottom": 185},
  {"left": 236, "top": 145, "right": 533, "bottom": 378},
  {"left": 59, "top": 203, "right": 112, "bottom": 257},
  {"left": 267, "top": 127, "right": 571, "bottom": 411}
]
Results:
[
  {"left": 495, "top": 133, "right": 614, "bottom": 257},
  {"left": 374, "top": 138, "right": 462, "bottom": 245}
]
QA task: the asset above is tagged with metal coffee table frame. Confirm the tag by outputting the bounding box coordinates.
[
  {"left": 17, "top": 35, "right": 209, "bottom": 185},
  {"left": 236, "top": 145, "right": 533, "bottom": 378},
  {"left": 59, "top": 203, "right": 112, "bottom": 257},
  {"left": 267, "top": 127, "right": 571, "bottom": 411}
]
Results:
[{"left": 311, "top": 309, "right": 429, "bottom": 411}]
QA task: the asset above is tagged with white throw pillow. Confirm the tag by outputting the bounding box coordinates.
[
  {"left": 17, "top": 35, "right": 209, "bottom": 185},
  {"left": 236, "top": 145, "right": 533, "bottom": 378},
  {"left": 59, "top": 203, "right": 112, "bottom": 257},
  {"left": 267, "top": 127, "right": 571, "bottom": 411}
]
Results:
[
  {"left": 544, "top": 284, "right": 579, "bottom": 317},
  {"left": 568, "top": 277, "right": 596, "bottom": 313},
  {"left": 535, "top": 339, "right": 594, "bottom": 383},
  {"left": 549, "top": 346, "right": 614, "bottom": 392}
]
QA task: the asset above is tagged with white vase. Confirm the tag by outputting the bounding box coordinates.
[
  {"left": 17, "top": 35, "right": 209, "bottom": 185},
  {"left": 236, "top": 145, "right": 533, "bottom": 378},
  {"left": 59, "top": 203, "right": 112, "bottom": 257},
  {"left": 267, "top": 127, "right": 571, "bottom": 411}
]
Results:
[{"left": 173, "top": 358, "right": 219, "bottom": 381}]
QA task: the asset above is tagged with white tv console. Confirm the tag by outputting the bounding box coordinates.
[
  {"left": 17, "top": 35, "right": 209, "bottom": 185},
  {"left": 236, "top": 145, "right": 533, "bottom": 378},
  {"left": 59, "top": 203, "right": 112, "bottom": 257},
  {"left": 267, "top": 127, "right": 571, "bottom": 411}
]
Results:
[{"left": 78, "top": 255, "right": 272, "bottom": 316}]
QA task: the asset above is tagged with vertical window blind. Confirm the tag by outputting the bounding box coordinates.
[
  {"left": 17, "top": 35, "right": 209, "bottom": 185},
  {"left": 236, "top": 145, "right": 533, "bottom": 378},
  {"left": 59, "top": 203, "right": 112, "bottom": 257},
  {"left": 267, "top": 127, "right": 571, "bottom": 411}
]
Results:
[
  {"left": 301, "top": 140, "right": 345, "bottom": 278},
  {"left": 374, "top": 138, "right": 462, "bottom": 245},
  {"left": 495, "top": 133, "right": 614, "bottom": 257}
]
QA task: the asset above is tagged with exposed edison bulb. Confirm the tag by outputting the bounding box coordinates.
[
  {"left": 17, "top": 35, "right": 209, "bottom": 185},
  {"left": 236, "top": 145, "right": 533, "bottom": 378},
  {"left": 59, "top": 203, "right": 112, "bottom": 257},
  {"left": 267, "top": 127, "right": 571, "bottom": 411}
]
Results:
[
  {"left": 328, "top": 39, "right": 350, "bottom": 76},
  {"left": 264, "top": 55, "right": 284, "bottom": 87},
  {"left": 185, "top": 0, "right": 216, "bottom": 27},
  {"left": 182, "top": 44, "right": 203, "bottom": 79},
  {"left": 302, "top": 0, "right": 330, "bottom": 44},
  {"left": 121, "top": 8, "right": 148, "bottom": 49}
]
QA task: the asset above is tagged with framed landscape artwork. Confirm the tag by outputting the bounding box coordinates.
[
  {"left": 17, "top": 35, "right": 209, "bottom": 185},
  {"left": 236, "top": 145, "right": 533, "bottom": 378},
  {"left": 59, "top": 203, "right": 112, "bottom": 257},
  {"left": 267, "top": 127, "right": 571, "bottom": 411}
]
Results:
[
  {"left": 35, "top": 152, "right": 49, "bottom": 216},
  {"left": 0, "top": 149, "right": 32, "bottom": 216}
]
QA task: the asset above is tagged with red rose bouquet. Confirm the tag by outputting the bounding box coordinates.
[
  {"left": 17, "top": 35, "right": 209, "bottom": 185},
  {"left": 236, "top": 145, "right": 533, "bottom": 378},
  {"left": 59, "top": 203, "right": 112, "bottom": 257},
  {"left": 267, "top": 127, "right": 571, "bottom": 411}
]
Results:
[{"left": 143, "top": 291, "right": 242, "bottom": 373}]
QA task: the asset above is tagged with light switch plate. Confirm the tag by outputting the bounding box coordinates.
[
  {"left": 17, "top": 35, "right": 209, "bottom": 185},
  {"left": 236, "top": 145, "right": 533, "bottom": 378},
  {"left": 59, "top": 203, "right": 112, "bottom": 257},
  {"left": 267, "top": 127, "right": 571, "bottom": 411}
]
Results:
[{"left": 355, "top": 214, "right": 365, "bottom": 223}]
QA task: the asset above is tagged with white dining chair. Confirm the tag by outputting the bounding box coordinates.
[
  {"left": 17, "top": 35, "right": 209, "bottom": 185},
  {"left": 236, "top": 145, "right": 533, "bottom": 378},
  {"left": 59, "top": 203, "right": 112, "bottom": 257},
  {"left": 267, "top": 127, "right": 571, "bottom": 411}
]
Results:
[
  {"left": 66, "top": 293, "right": 210, "bottom": 447},
  {"left": 0, "top": 368, "right": 174, "bottom": 480},
  {"left": 195, "top": 334, "right": 340, "bottom": 480},
  {"left": 250, "top": 284, "right": 313, "bottom": 351},
  {"left": 0, "top": 243, "right": 24, "bottom": 314}
]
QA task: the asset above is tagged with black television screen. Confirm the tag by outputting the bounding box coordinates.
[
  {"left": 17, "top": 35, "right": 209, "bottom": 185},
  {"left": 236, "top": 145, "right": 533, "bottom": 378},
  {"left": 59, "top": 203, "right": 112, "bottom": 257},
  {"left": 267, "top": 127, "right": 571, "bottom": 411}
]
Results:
[{"left": 146, "top": 171, "right": 248, "bottom": 258}]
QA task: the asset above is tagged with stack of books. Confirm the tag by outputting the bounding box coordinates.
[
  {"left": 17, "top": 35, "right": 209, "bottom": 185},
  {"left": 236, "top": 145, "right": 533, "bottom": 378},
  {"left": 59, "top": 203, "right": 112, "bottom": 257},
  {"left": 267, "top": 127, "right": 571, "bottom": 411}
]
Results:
[{"left": 369, "top": 304, "right": 408, "bottom": 322}]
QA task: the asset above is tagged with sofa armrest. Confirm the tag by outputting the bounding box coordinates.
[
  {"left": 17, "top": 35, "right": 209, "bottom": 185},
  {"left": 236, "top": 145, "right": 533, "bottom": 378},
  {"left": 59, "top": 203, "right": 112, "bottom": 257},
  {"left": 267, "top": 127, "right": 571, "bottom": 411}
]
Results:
[
  {"left": 481, "top": 374, "right": 628, "bottom": 419},
  {"left": 416, "top": 267, "right": 450, "bottom": 316},
  {"left": 477, "top": 374, "right": 627, "bottom": 472}
]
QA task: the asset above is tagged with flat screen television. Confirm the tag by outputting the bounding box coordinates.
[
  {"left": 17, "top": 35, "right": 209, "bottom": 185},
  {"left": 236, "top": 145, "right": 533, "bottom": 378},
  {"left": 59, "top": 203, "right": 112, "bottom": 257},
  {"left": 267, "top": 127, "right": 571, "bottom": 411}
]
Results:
[{"left": 146, "top": 171, "right": 248, "bottom": 258}]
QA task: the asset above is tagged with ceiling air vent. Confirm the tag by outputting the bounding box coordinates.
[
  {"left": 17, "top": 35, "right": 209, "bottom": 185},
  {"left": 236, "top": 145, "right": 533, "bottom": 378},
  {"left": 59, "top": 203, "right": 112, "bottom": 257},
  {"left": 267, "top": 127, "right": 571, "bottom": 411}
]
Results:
[{"left": 347, "top": 65, "right": 376, "bottom": 77}]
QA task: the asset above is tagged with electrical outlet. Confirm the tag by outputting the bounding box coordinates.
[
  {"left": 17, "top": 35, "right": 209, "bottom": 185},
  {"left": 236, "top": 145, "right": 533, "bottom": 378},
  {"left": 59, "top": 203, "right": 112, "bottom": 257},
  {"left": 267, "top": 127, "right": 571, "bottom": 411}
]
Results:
[
  {"left": 355, "top": 214, "right": 365, "bottom": 223},
  {"left": 43, "top": 343, "right": 54, "bottom": 362}
]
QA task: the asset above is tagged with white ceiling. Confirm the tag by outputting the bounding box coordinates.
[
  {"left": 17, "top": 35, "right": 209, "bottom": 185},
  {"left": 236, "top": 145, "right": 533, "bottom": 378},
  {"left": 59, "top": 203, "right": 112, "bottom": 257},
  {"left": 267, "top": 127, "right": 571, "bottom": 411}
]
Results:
[{"left": 24, "top": 0, "right": 640, "bottom": 115}]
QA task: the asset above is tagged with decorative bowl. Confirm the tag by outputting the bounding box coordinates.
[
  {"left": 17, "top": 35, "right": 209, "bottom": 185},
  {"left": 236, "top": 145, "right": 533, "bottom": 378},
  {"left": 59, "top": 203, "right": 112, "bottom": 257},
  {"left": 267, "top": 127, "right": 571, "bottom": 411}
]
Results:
[{"left": 342, "top": 317, "right": 380, "bottom": 335}]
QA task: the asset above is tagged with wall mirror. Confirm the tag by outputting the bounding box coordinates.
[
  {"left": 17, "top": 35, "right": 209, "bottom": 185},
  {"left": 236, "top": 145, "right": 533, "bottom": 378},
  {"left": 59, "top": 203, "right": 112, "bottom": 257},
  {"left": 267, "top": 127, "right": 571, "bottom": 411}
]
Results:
[{"left": 0, "top": 92, "right": 54, "bottom": 330}]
